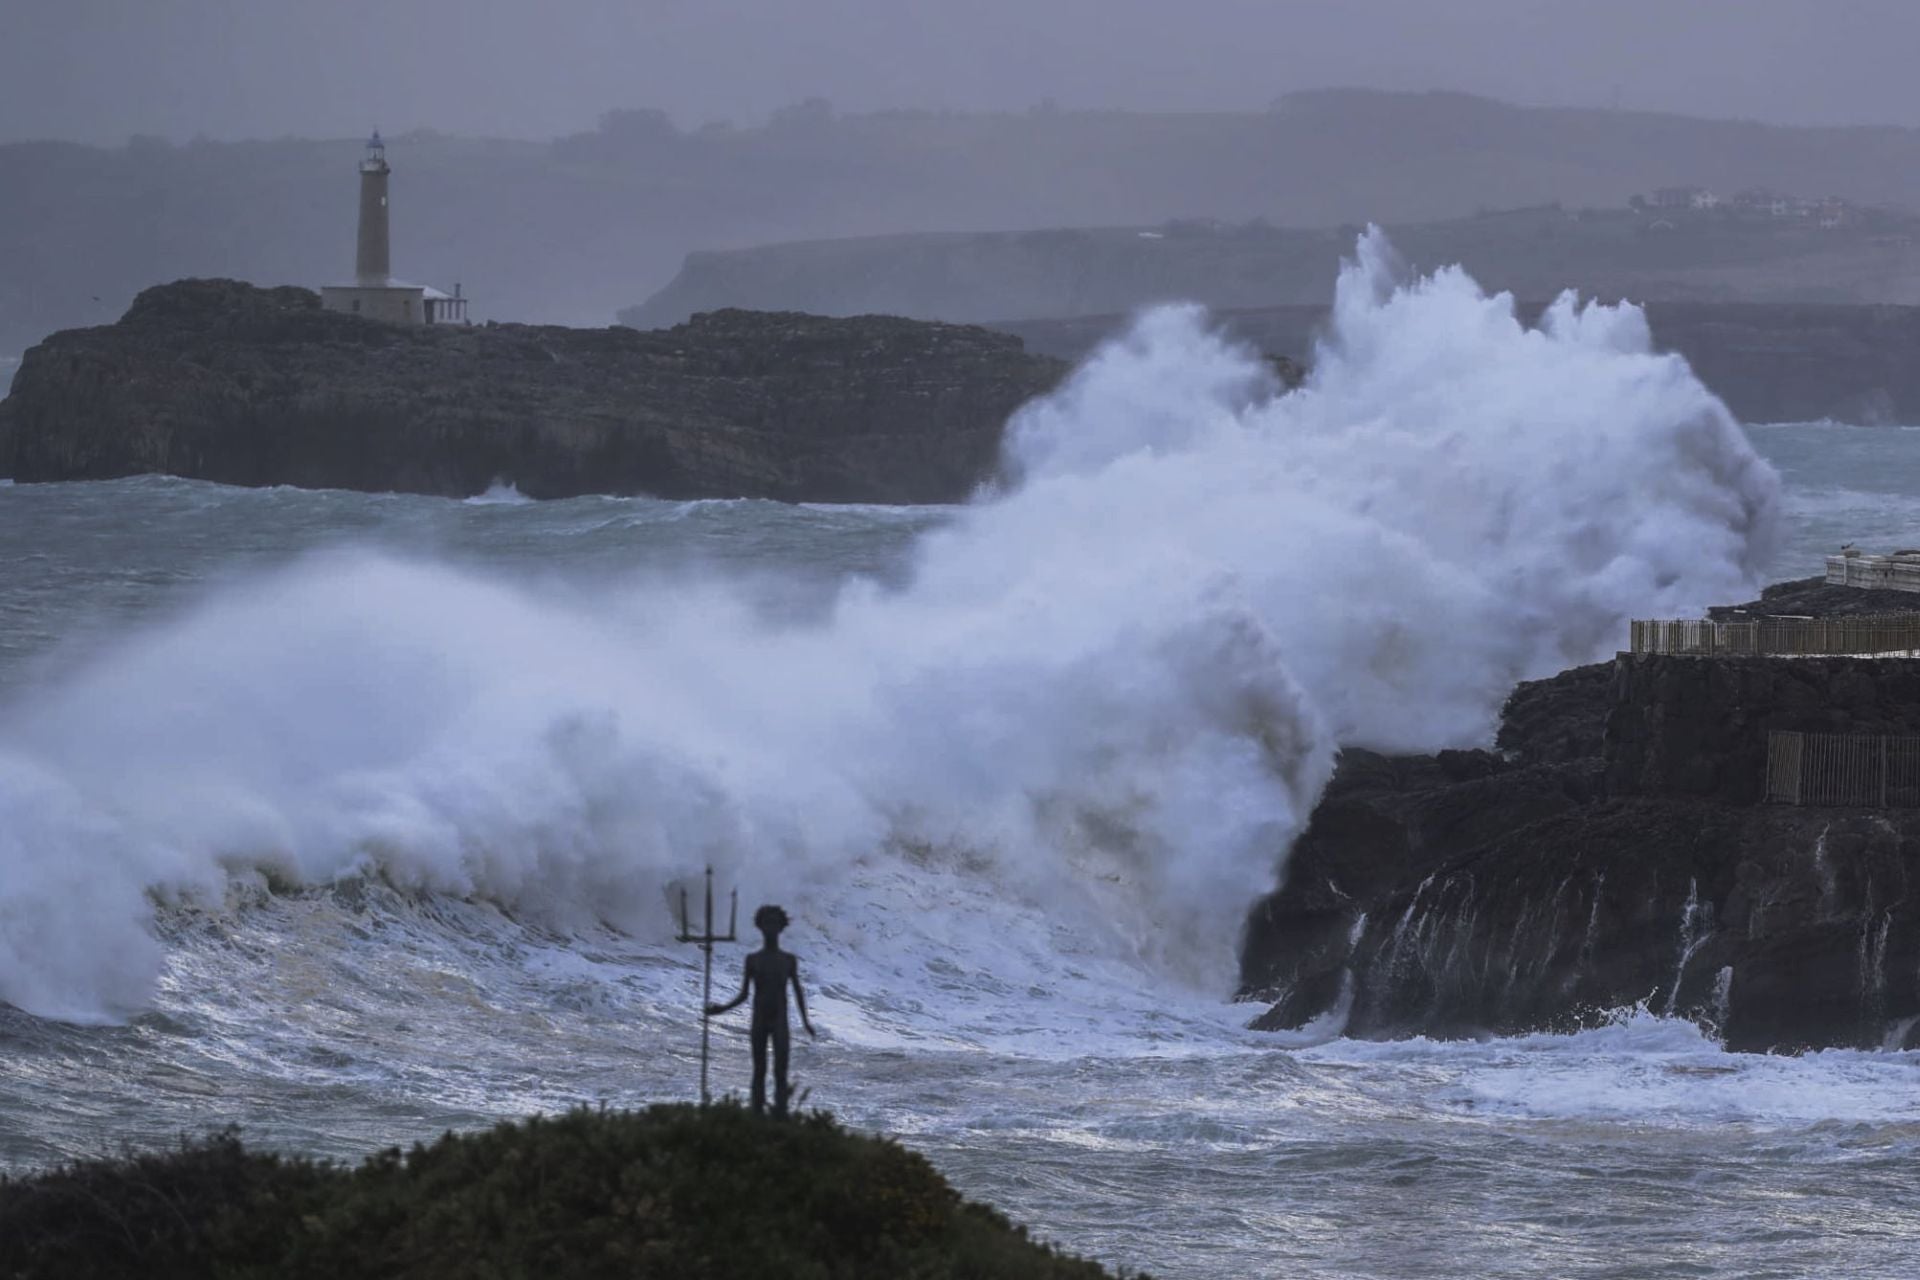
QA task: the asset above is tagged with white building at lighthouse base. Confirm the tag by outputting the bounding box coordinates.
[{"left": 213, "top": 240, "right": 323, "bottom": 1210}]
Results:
[{"left": 319, "top": 280, "right": 467, "bottom": 326}]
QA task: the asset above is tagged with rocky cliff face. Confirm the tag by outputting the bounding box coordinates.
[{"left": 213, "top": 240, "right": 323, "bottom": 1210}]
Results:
[
  {"left": 1241, "top": 634, "right": 1920, "bottom": 1053},
  {"left": 0, "top": 279, "right": 1066, "bottom": 502},
  {"left": 1605, "top": 655, "right": 1920, "bottom": 804}
]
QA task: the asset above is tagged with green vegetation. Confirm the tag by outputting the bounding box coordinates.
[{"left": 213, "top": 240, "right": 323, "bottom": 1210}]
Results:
[{"left": 0, "top": 1104, "right": 1139, "bottom": 1279}]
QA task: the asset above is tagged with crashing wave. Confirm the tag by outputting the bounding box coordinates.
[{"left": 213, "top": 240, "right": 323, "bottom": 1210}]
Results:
[{"left": 0, "top": 230, "right": 1779, "bottom": 1023}]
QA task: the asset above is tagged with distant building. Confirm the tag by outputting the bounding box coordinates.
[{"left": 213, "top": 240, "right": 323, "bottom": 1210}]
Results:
[
  {"left": 1650, "top": 186, "right": 1714, "bottom": 210},
  {"left": 320, "top": 133, "right": 468, "bottom": 326}
]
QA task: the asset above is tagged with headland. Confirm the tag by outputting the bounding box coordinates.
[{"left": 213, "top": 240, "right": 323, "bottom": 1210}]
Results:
[{"left": 1240, "top": 576, "right": 1920, "bottom": 1053}]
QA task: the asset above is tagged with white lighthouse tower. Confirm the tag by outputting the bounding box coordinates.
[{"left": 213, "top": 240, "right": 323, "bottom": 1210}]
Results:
[{"left": 320, "top": 132, "right": 468, "bottom": 325}]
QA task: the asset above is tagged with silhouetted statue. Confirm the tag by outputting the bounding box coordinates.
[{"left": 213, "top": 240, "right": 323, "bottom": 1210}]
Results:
[{"left": 707, "top": 904, "right": 816, "bottom": 1116}]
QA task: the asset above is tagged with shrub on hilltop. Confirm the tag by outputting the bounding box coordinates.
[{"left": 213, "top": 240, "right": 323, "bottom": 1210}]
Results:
[{"left": 0, "top": 1103, "right": 1139, "bottom": 1279}]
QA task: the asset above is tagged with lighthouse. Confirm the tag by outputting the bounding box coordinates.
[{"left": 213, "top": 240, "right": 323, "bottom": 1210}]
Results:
[
  {"left": 320, "top": 132, "right": 468, "bottom": 325},
  {"left": 355, "top": 130, "right": 391, "bottom": 284}
]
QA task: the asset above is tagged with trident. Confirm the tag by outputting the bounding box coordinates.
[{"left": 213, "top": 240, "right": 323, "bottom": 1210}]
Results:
[{"left": 676, "top": 866, "right": 738, "bottom": 1105}]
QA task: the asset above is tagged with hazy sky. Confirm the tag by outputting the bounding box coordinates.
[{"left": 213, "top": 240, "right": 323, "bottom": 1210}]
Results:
[{"left": 5, "top": 0, "right": 1916, "bottom": 144}]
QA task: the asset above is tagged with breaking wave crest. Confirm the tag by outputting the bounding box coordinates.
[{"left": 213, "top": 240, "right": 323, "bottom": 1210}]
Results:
[{"left": 0, "top": 231, "right": 1779, "bottom": 1024}]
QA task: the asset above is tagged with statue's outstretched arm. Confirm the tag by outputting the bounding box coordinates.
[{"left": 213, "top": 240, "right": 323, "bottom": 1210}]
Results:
[{"left": 706, "top": 961, "right": 752, "bottom": 1016}]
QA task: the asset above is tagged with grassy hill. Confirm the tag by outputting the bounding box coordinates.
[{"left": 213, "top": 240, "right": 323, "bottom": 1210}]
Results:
[{"left": 0, "top": 1104, "right": 1138, "bottom": 1279}]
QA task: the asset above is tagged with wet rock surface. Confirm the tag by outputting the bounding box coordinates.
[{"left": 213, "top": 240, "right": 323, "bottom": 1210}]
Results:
[
  {"left": 1240, "top": 646, "right": 1920, "bottom": 1053},
  {"left": 1708, "top": 573, "right": 1920, "bottom": 621},
  {"left": 0, "top": 279, "right": 1066, "bottom": 502}
]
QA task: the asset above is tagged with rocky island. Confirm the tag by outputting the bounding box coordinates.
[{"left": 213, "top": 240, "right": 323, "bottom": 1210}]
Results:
[
  {"left": 1240, "top": 577, "right": 1920, "bottom": 1053},
  {"left": 0, "top": 279, "right": 1066, "bottom": 503}
]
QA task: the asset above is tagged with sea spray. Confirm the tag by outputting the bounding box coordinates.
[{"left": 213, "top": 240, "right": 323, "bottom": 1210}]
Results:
[{"left": 0, "top": 231, "right": 1780, "bottom": 1024}]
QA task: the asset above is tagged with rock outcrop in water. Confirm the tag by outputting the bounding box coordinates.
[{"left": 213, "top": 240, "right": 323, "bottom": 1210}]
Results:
[
  {"left": 0, "top": 279, "right": 1066, "bottom": 502},
  {"left": 1240, "top": 580, "right": 1920, "bottom": 1053}
]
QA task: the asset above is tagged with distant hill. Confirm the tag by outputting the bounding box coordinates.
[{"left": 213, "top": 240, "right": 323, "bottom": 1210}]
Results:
[
  {"left": 622, "top": 205, "right": 1920, "bottom": 330},
  {"left": 13, "top": 89, "right": 1920, "bottom": 355}
]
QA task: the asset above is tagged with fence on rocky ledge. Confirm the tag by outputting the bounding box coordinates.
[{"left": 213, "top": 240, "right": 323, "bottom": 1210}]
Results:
[
  {"left": 1827, "top": 551, "right": 1920, "bottom": 593},
  {"left": 1630, "top": 613, "right": 1920, "bottom": 658},
  {"left": 1765, "top": 730, "right": 1920, "bottom": 807}
]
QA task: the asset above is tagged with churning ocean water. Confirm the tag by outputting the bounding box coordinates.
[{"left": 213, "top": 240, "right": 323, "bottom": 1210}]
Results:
[{"left": 3, "top": 239, "right": 1919, "bottom": 1278}]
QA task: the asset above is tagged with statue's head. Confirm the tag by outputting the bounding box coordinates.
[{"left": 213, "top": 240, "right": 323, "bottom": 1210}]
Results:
[{"left": 753, "top": 904, "right": 790, "bottom": 938}]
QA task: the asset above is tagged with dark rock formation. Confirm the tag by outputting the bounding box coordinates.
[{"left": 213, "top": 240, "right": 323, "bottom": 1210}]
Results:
[
  {"left": 0, "top": 279, "right": 1066, "bottom": 502},
  {"left": 1708, "top": 573, "right": 1920, "bottom": 620},
  {"left": 1495, "top": 659, "right": 1614, "bottom": 765},
  {"left": 1241, "top": 649, "right": 1920, "bottom": 1053},
  {"left": 1605, "top": 655, "right": 1920, "bottom": 804}
]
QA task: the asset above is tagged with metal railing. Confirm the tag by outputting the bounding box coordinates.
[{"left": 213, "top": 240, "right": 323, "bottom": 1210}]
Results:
[
  {"left": 1765, "top": 730, "right": 1920, "bottom": 807},
  {"left": 1630, "top": 614, "right": 1920, "bottom": 657}
]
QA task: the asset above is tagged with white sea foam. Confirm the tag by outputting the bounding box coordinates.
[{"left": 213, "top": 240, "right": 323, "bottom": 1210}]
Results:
[
  {"left": 464, "top": 481, "right": 533, "bottom": 506},
  {"left": 1300, "top": 1009, "right": 1920, "bottom": 1128},
  {"left": 0, "top": 231, "right": 1779, "bottom": 1026}
]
